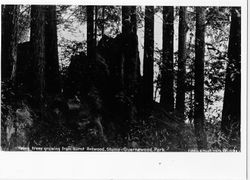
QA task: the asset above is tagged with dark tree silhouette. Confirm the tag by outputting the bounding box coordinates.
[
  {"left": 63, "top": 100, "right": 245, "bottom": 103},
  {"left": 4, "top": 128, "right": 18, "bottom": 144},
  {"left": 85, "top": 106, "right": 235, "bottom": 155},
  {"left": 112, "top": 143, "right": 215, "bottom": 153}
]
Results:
[
  {"left": 221, "top": 7, "right": 241, "bottom": 137},
  {"left": 87, "top": 6, "right": 94, "bottom": 58},
  {"left": 176, "top": 7, "right": 187, "bottom": 119},
  {"left": 45, "top": 5, "right": 60, "bottom": 95},
  {"left": 30, "top": 5, "right": 46, "bottom": 107},
  {"left": 143, "top": 6, "right": 154, "bottom": 107},
  {"left": 1, "top": 5, "right": 19, "bottom": 82},
  {"left": 160, "top": 6, "right": 174, "bottom": 112},
  {"left": 194, "top": 7, "right": 207, "bottom": 150}
]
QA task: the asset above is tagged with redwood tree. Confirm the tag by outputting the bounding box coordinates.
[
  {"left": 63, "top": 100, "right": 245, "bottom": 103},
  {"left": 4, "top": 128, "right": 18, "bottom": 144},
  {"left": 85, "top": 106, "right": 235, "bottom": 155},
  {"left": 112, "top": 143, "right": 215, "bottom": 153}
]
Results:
[
  {"left": 160, "top": 6, "right": 174, "bottom": 112},
  {"left": 143, "top": 6, "right": 154, "bottom": 107},
  {"left": 194, "top": 7, "right": 207, "bottom": 150},
  {"left": 1, "top": 5, "right": 19, "bottom": 82},
  {"left": 221, "top": 7, "right": 241, "bottom": 137},
  {"left": 176, "top": 7, "right": 187, "bottom": 119},
  {"left": 87, "top": 6, "right": 94, "bottom": 59},
  {"left": 30, "top": 5, "right": 46, "bottom": 107},
  {"left": 44, "top": 5, "right": 60, "bottom": 95}
]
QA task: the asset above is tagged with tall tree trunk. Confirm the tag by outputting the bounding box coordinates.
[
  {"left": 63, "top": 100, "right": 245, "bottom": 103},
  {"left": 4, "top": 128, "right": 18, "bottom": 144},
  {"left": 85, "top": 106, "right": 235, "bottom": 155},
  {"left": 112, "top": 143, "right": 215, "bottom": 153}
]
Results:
[
  {"left": 95, "top": 6, "right": 98, "bottom": 46},
  {"left": 44, "top": 5, "right": 60, "bottom": 95},
  {"left": 176, "top": 7, "right": 187, "bottom": 119},
  {"left": 143, "top": 6, "right": 154, "bottom": 107},
  {"left": 194, "top": 7, "right": 207, "bottom": 150},
  {"left": 1, "top": 5, "right": 19, "bottom": 82},
  {"left": 221, "top": 8, "right": 241, "bottom": 138},
  {"left": 122, "top": 6, "right": 140, "bottom": 97},
  {"left": 120, "top": 6, "right": 140, "bottom": 144},
  {"left": 30, "top": 5, "right": 46, "bottom": 108},
  {"left": 130, "top": 6, "right": 137, "bottom": 34},
  {"left": 122, "top": 6, "right": 130, "bottom": 33},
  {"left": 160, "top": 6, "right": 174, "bottom": 112},
  {"left": 101, "top": 6, "right": 105, "bottom": 36},
  {"left": 87, "top": 6, "right": 94, "bottom": 59}
]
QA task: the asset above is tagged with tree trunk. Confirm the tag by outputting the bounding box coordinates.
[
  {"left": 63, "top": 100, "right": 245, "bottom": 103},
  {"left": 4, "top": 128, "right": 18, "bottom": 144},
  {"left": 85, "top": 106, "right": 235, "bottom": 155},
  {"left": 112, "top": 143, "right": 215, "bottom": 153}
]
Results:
[
  {"left": 87, "top": 6, "right": 94, "bottom": 59},
  {"left": 176, "top": 7, "right": 187, "bottom": 119},
  {"left": 160, "top": 6, "right": 174, "bottom": 112},
  {"left": 194, "top": 7, "right": 207, "bottom": 150},
  {"left": 221, "top": 8, "right": 241, "bottom": 138},
  {"left": 44, "top": 5, "right": 60, "bottom": 95},
  {"left": 143, "top": 6, "right": 154, "bottom": 107},
  {"left": 122, "top": 6, "right": 140, "bottom": 97},
  {"left": 120, "top": 6, "right": 140, "bottom": 143},
  {"left": 30, "top": 5, "right": 46, "bottom": 108},
  {"left": 1, "top": 5, "right": 19, "bottom": 82},
  {"left": 122, "top": 6, "right": 130, "bottom": 33},
  {"left": 101, "top": 6, "right": 105, "bottom": 36}
]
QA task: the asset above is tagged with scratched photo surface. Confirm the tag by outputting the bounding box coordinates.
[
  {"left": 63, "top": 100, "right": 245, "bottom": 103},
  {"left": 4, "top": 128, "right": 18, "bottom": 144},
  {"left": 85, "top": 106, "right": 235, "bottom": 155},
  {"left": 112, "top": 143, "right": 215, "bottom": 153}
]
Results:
[{"left": 1, "top": 5, "right": 241, "bottom": 151}]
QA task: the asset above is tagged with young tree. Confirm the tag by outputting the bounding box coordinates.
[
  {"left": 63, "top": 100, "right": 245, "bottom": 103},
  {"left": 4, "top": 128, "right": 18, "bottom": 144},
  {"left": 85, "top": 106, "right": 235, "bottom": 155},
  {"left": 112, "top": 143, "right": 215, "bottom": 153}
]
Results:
[
  {"left": 44, "top": 5, "right": 60, "bottom": 95},
  {"left": 87, "top": 6, "right": 94, "bottom": 58},
  {"left": 160, "top": 6, "right": 174, "bottom": 112},
  {"left": 194, "top": 7, "right": 207, "bottom": 149},
  {"left": 176, "top": 7, "right": 187, "bottom": 119},
  {"left": 143, "top": 6, "right": 154, "bottom": 107},
  {"left": 221, "top": 7, "right": 241, "bottom": 137},
  {"left": 30, "top": 5, "right": 46, "bottom": 107},
  {"left": 1, "top": 5, "right": 19, "bottom": 82}
]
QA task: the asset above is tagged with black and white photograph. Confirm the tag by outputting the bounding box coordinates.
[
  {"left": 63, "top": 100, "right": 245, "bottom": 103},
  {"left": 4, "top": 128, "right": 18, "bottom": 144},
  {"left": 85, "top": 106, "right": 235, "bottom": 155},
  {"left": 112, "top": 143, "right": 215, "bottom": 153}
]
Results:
[{"left": 0, "top": 0, "right": 248, "bottom": 179}]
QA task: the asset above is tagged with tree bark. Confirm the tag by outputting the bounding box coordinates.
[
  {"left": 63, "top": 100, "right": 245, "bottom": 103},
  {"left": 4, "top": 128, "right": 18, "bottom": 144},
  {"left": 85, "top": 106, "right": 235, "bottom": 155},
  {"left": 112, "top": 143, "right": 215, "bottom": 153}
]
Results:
[
  {"left": 221, "top": 8, "right": 241, "bottom": 137},
  {"left": 44, "top": 5, "right": 60, "bottom": 95},
  {"left": 87, "top": 6, "right": 94, "bottom": 59},
  {"left": 176, "top": 7, "right": 187, "bottom": 119},
  {"left": 120, "top": 6, "right": 140, "bottom": 143},
  {"left": 30, "top": 5, "right": 46, "bottom": 108},
  {"left": 1, "top": 5, "right": 19, "bottom": 82},
  {"left": 143, "top": 6, "right": 154, "bottom": 107},
  {"left": 194, "top": 7, "right": 207, "bottom": 150},
  {"left": 160, "top": 6, "right": 174, "bottom": 112}
]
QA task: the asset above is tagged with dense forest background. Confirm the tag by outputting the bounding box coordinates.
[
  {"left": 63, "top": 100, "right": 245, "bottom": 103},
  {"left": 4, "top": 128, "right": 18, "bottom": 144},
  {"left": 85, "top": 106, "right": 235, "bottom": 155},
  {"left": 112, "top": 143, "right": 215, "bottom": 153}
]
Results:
[{"left": 1, "top": 5, "right": 241, "bottom": 151}]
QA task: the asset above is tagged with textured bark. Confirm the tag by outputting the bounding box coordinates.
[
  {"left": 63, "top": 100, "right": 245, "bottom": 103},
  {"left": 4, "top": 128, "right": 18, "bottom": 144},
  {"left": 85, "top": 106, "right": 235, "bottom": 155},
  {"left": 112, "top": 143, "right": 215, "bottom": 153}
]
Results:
[
  {"left": 194, "top": 7, "right": 207, "bottom": 150},
  {"left": 221, "top": 8, "right": 241, "bottom": 137},
  {"left": 1, "top": 5, "right": 19, "bottom": 82},
  {"left": 87, "top": 6, "right": 94, "bottom": 58},
  {"left": 143, "top": 6, "right": 154, "bottom": 107},
  {"left": 160, "top": 6, "right": 174, "bottom": 112},
  {"left": 30, "top": 5, "right": 46, "bottom": 107},
  {"left": 176, "top": 7, "right": 187, "bottom": 119},
  {"left": 44, "top": 5, "right": 60, "bottom": 95}
]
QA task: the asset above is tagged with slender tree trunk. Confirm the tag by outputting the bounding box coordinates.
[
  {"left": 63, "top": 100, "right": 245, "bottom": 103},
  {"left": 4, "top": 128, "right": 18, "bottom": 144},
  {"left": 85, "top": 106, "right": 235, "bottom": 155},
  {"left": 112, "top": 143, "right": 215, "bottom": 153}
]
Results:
[
  {"left": 87, "top": 6, "right": 94, "bottom": 59},
  {"left": 44, "top": 5, "right": 60, "bottom": 95},
  {"left": 160, "top": 6, "right": 174, "bottom": 112},
  {"left": 176, "top": 7, "right": 187, "bottom": 119},
  {"left": 30, "top": 5, "right": 46, "bottom": 108},
  {"left": 143, "top": 6, "right": 154, "bottom": 107},
  {"left": 1, "top": 5, "right": 19, "bottom": 82},
  {"left": 101, "top": 6, "right": 105, "bottom": 36},
  {"left": 194, "top": 7, "right": 207, "bottom": 150},
  {"left": 122, "top": 6, "right": 130, "bottom": 33},
  {"left": 221, "top": 8, "right": 241, "bottom": 138},
  {"left": 130, "top": 6, "right": 137, "bottom": 34},
  {"left": 95, "top": 6, "right": 98, "bottom": 46}
]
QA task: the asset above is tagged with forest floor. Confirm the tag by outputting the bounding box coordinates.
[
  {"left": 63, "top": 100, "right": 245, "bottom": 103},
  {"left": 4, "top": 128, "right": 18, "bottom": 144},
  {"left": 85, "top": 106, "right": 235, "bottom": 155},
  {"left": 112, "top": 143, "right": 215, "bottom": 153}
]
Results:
[{"left": 1, "top": 84, "right": 240, "bottom": 152}]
